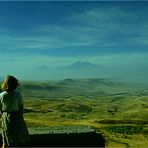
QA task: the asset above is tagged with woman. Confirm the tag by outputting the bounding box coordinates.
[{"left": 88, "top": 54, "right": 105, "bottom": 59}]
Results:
[{"left": 0, "top": 75, "right": 29, "bottom": 147}]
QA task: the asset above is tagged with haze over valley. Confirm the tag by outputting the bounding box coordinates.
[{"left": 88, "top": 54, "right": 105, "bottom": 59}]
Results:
[{"left": 1, "top": 60, "right": 147, "bottom": 84}]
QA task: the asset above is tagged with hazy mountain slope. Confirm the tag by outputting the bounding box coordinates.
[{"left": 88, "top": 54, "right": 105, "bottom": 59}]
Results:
[
  {"left": 22, "top": 61, "right": 119, "bottom": 81},
  {"left": 20, "top": 78, "right": 148, "bottom": 100}
]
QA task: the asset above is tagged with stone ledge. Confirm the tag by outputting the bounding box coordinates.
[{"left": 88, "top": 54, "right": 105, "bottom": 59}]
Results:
[
  {"left": 28, "top": 125, "right": 95, "bottom": 134},
  {"left": 0, "top": 125, "right": 105, "bottom": 147}
]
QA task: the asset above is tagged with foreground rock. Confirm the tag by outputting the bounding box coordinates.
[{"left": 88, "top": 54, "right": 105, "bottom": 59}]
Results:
[{"left": 0, "top": 125, "right": 105, "bottom": 147}]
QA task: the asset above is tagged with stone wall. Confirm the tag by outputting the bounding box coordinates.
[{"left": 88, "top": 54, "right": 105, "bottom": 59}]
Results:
[{"left": 0, "top": 126, "right": 105, "bottom": 147}]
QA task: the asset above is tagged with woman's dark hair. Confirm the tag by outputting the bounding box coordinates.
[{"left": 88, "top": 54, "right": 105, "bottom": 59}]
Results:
[{"left": 1, "top": 75, "right": 19, "bottom": 92}]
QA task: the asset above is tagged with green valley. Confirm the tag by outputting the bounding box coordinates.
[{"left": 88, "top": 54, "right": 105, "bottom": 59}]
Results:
[{"left": 1, "top": 78, "right": 148, "bottom": 147}]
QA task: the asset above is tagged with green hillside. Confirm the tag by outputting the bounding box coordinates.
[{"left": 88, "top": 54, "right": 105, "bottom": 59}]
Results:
[{"left": 0, "top": 78, "right": 148, "bottom": 147}]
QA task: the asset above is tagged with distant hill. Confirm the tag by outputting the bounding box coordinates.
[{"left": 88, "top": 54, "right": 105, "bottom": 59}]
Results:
[
  {"left": 38, "top": 65, "right": 51, "bottom": 71},
  {"left": 20, "top": 78, "right": 148, "bottom": 125},
  {"left": 20, "top": 78, "right": 148, "bottom": 100},
  {"left": 31, "top": 61, "right": 111, "bottom": 81},
  {"left": 63, "top": 60, "right": 102, "bottom": 69},
  {"left": 19, "top": 60, "right": 148, "bottom": 83}
]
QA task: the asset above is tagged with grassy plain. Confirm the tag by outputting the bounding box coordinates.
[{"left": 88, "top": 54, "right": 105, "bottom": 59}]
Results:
[{"left": 2, "top": 78, "right": 148, "bottom": 147}]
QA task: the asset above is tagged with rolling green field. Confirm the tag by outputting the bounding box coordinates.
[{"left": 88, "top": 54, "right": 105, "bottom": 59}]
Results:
[{"left": 1, "top": 78, "right": 148, "bottom": 147}]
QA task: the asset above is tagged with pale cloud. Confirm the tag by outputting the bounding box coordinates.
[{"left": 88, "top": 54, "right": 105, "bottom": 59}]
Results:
[
  {"left": 91, "top": 53, "right": 148, "bottom": 68},
  {"left": 66, "top": 7, "right": 148, "bottom": 47},
  {"left": 0, "top": 6, "right": 148, "bottom": 56},
  {"left": 0, "top": 25, "right": 101, "bottom": 55},
  {"left": 68, "top": 7, "right": 127, "bottom": 25},
  {"left": 129, "top": 37, "right": 148, "bottom": 46}
]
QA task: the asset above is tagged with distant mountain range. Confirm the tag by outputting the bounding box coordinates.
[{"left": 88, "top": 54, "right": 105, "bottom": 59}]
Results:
[
  {"left": 0, "top": 61, "right": 147, "bottom": 83},
  {"left": 34, "top": 61, "right": 111, "bottom": 81},
  {"left": 27, "top": 60, "right": 146, "bottom": 82},
  {"left": 63, "top": 60, "right": 102, "bottom": 69},
  {"left": 38, "top": 61, "right": 102, "bottom": 70},
  {"left": 1, "top": 61, "right": 105, "bottom": 81}
]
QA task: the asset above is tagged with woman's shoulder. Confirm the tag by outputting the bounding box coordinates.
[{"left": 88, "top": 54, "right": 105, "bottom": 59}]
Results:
[
  {"left": 0, "top": 91, "right": 7, "bottom": 96},
  {"left": 0, "top": 91, "right": 7, "bottom": 100}
]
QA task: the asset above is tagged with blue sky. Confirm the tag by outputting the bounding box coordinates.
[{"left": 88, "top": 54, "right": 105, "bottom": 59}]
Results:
[{"left": 0, "top": 1, "right": 148, "bottom": 81}]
